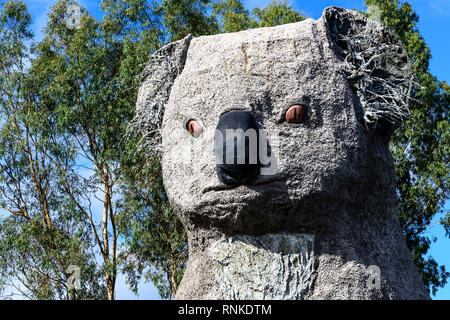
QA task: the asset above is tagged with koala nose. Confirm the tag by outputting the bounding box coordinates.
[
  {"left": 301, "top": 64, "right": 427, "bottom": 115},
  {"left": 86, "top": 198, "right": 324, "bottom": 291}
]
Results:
[{"left": 214, "top": 110, "right": 261, "bottom": 185}]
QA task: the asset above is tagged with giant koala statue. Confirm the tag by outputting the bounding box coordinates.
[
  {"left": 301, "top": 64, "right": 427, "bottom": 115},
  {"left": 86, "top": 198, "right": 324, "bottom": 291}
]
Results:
[{"left": 135, "top": 7, "right": 429, "bottom": 300}]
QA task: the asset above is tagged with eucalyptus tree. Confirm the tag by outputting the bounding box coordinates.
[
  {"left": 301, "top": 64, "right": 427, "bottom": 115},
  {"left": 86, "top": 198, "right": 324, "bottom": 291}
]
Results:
[
  {"left": 0, "top": 0, "right": 106, "bottom": 300},
  {"left": 30, "top": 0, "right": 140, "bottom": 299}
]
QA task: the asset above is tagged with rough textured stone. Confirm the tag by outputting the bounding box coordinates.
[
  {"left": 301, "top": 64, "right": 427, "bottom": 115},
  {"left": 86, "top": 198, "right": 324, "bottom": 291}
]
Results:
[
  {"left": 135, "top": 7, "right": 429, "bottom": 300},
  {"left": 208, "top": 234, "right": 314, "bottom": 300}
]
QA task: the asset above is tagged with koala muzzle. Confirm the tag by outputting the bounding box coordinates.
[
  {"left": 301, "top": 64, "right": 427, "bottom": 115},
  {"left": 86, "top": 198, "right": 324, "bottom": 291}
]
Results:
[{"left": 214, "top": 110, "right": 261, "bottom": 186}]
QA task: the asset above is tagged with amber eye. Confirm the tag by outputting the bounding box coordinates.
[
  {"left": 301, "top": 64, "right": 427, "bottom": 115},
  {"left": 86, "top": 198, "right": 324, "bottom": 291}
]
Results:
[
  {"left": 285, "top": 105, "right": 306, "bottom": 124},
  {"left": 187, "top": 120, "right": 203, "bottom": 138}
]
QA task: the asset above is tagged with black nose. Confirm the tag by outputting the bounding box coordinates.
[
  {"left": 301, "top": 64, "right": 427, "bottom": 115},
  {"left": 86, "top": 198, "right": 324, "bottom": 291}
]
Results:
[{"left": 214, "top": 111, "right": 261, "bottom": 185}]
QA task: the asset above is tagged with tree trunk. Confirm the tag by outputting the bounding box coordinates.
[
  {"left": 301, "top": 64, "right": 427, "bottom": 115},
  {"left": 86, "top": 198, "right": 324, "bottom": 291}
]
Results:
[
  {"left": 102, "top": 177, "right": 116, "bottom": 300},
  {"left": 106, "top": 273, "right": 115, "bottom": 300}
]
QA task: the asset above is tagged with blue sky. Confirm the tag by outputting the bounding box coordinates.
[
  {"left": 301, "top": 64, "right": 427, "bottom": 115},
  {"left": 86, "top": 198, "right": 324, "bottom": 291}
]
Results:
[{"left": 9, "top": 0, "right": 450, "bottom": 300}]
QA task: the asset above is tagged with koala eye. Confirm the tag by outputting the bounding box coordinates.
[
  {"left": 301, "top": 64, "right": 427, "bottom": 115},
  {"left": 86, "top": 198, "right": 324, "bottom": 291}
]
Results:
[
  {"left": 285, "top": 105, "right": 306, "bottom": 124},
  {"left": 186, "top": 119, "right": 203, "bottom": 138}
]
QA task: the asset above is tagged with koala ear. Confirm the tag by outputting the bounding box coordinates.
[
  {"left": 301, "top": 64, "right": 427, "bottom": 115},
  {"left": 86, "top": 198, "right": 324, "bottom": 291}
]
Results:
[
  {"left": 134, "top": 34, "right": 193, "bottom": 156},
  {"left": 321, "top": 7, "right": 413, "bottom": 134}
]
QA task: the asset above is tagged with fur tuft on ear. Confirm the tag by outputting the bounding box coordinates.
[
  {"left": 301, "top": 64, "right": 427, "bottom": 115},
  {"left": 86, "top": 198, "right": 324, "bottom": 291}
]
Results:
[
  {"left": 132, "top": 34, "right": 193, "bottom": 156},
  {"left": 322, "top": 7, "right": 414, "bottom": 133}
]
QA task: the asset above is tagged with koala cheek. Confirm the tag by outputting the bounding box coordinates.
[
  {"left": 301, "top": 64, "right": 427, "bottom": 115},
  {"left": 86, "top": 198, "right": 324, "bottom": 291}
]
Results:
[
  {"left": 191, "top": 133, "right": 219, "bottom": 186},
  {"left": 166, "top": 127, "right": 217, "bottom": 199}
]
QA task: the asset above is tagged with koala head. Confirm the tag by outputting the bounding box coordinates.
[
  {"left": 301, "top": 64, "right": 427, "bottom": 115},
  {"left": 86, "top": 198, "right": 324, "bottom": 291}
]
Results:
[{"left": 135, "top": 7, "right": 412, "bottom": 237}]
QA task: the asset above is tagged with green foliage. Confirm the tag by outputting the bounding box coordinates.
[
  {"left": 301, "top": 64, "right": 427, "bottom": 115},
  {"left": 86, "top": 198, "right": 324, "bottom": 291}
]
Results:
[
  {"left": 250, "top": 0, "right": 306, "bottom": 27},
  {"left": 212, "top": 0, "right": 305, "bottom": 33},
  {"left": 212, "top": 0, "right": 251, "bottom": 33},
  {"left": 365, "top": 0, "right": 449, "bottom": 296},
  {"left": 156, "top": 0, "right": 218, "bottom": 41},
  {"left": 101, "top": 0, "right": 218, "bottom": 43},
  {"left": 0, "top": 216, "right": 106, "bottom": 299}
]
